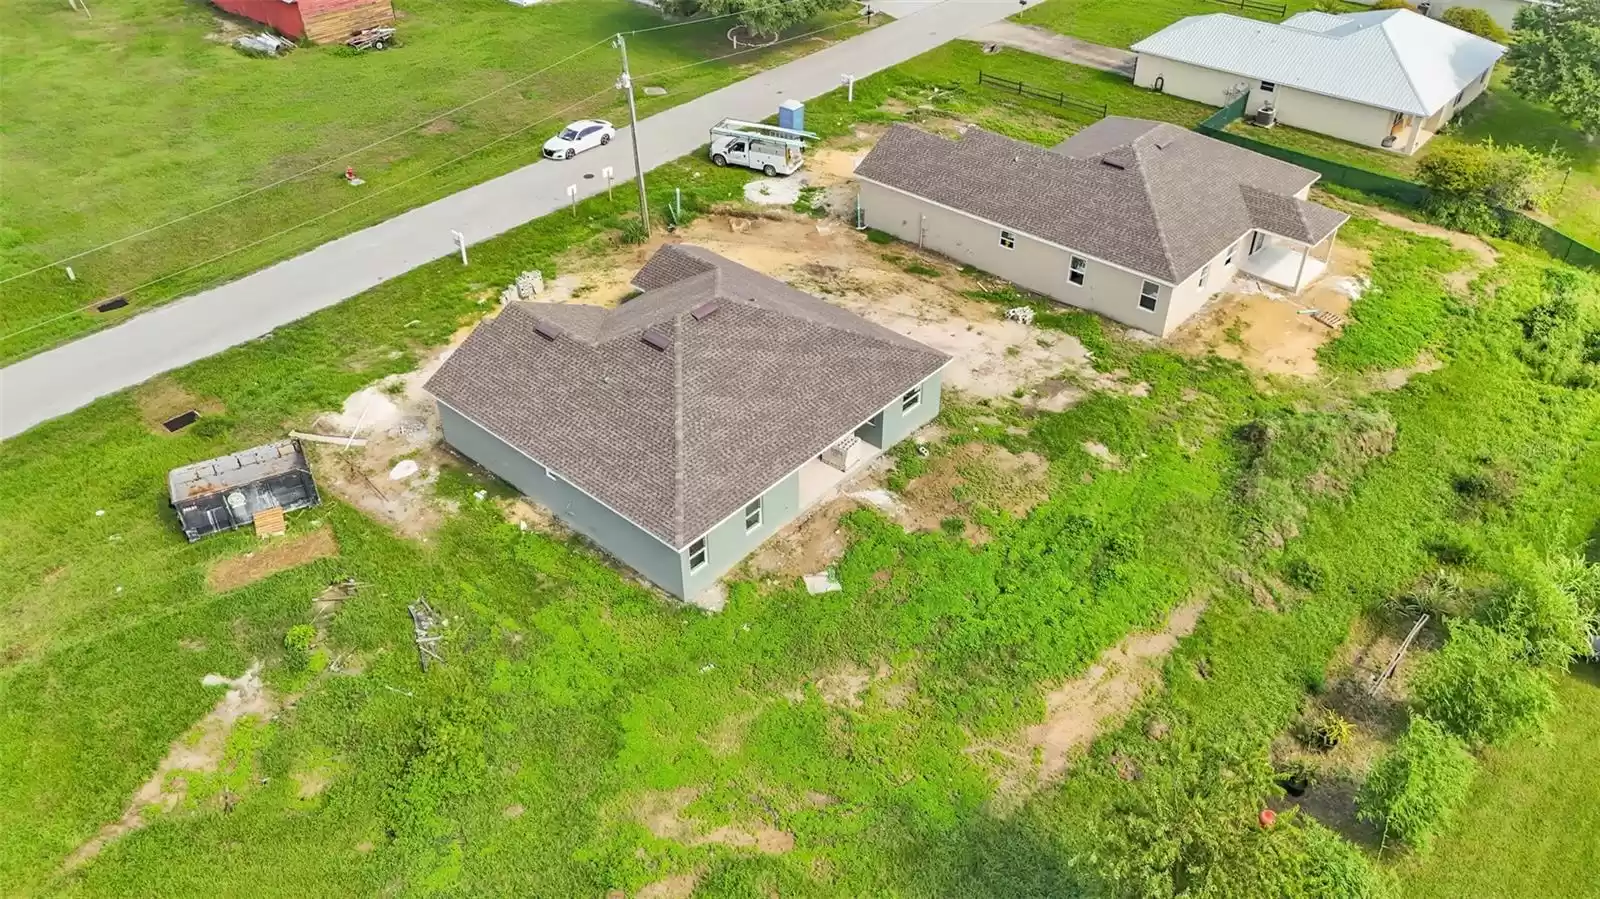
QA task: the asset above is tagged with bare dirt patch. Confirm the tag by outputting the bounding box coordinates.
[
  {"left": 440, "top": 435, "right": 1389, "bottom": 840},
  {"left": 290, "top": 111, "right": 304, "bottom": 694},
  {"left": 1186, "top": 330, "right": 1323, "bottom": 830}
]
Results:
[
  {"left": 1373, "top": 352, "right": 1444, "bottom": 391},
  {"left": 205, "top": 526, "right": 339, "bottom": 592},
  {"left": 134, "top": 377, "right": 225, "bottom": 434},
  {"left": 746, "top": 496, "right": 860, "bottom": 580},
  {"left": 635, "top": 871, "right": 703, "bottom": 899},
  {"left": 633, "top": 788, "right": 795, "bottom": 855},
  {"left": 978, "top": 600, "right": 1206, "bottom": 805},
  {"left": 310, "top": 328, "right": 475, "bottom": 540},
  {"left": 420, "top": 118, "right": 458, "bottom": 135},
  {"left": 67, "top": 664, "right": 278, "bottom": 869},
  {"left": 547, "top": 210, "right": 1095, "bottom": 399},
  {"left": 898, "top": 442, "right": 1051, "bottom": 541},
  {"left": 1170, "top": 240, "right": 1369, "bottom": 378}
]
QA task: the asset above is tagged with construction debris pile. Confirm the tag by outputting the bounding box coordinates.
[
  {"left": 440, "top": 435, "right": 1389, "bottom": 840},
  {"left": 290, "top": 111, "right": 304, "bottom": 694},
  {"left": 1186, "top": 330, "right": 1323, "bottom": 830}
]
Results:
[
  {"left": 500, "top": 270, "right": 545, "bottom": 305},
  {"left": 408, "top": 598, "right": 446, "bottom": 671}
]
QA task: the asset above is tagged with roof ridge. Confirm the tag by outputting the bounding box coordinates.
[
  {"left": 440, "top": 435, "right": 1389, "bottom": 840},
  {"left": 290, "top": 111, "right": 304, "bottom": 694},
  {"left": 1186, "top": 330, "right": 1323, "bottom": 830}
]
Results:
[
  {"left": 1127, "top": 142, "right": 1181, "bottom": 281},
  {"left": 669, "top": 314, "right": 688, "bottom": 544},
  {"left": 1374, "top": 12, "right": 1428, "bottom": 113}
]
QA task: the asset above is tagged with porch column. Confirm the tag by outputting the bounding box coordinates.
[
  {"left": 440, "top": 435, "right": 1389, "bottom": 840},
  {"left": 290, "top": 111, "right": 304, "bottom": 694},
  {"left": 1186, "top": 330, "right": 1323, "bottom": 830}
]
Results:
[
  {"left": 1323, "top": 231, "right": 1338, "bottom": 264},
  {"left": 1404, "top": 116, "right": 1423, "bottom": 155},
  {"left": 1294, "top": 243, "right": 1310, "bottom": 292}
]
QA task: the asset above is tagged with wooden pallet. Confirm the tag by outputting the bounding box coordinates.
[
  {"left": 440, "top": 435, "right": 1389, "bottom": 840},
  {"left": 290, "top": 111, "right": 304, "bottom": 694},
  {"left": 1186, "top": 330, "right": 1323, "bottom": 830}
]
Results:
[
  {"left": 253, "top": 505, "right": 287, "bottom": 538},
  {"left": 1312, "top": 310, "right": 1346, "bottom": 330}
]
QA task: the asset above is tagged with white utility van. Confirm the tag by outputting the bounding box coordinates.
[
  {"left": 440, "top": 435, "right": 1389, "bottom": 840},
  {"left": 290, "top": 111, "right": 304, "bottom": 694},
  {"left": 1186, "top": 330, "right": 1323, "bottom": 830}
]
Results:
[{"left": 709, "top": 119, "right": 818, "bottom": 176}]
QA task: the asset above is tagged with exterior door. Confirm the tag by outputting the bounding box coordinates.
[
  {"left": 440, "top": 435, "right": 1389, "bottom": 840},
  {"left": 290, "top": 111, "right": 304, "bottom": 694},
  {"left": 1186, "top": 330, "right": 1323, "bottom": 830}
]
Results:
[{"left": 1249, "top": 230, "right": 1266, "bottom": 255}]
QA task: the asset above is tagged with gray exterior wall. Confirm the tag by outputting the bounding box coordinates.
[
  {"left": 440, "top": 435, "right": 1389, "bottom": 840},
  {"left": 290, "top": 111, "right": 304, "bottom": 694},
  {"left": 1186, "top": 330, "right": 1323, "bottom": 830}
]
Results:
[
  {"left": 438, "top": 402, "right": 687, "bottom": 597},
  {"left": 860, "top": 180, "right": 1214, "bottom": 336},
  {"left": 439, "top": 368, "right": 945, "bottom": 602}
]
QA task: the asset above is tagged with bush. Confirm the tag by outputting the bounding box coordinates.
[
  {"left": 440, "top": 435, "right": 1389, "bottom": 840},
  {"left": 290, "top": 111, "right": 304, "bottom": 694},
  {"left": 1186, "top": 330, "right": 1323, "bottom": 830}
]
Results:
[
  {"left": 1417, "top": 140, "right": 1562, "bottom": 235},
  {"left": 1513, "top": 268, "right": 1600, "bottom": 386},
  {"left": 1412, "top": 620, "right": 1556, "bottom": 746},
  {"left": 1484, "top": 550, "right": 1599, "bottom": 668},
  {"left": 1357, "top": 717, "right": 1476, "bottom": 852},
  {"left": 284, "top": 624, "right": 317, "bottom": 670},
  {"left": 1441, "top": 6, "right": 1508, "bottom": 41},
  {"left": 1310, "top": 708, "right": 1355, "bottom": 751},
  {"left": 1373, "top": 0, "right": 1414, "bottom": 8}
]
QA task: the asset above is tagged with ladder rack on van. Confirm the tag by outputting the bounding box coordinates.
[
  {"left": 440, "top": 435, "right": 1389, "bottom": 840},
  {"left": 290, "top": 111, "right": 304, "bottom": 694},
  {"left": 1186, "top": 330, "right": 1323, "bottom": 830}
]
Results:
[{"left": 709, "top": 119, "right": 818, "bottom": 149}]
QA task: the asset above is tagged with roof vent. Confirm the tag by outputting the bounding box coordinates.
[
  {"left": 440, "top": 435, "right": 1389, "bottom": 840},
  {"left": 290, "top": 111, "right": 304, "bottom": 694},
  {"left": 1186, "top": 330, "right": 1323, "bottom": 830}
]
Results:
[
  {"left": 641, "top": 327, "right": 671, "bottom": 351},
  {"left": 1099, "top": 158, "right": 1126, "bottom": 170},
  {"left": 691, "top": 300, "right": 722, "bottom": 321},
  {"left": 1154, "top": 137, "right": 1174, "bottom": 150},
  {"left": 533, "top": 321, "right": 561, "bottom": 341}
]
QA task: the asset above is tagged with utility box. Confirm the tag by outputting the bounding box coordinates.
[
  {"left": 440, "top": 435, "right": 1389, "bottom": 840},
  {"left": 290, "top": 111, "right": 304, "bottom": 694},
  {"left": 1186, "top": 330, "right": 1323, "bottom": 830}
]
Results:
[{"left": 778, "top": 99, "right": 805, "bottom": 133}]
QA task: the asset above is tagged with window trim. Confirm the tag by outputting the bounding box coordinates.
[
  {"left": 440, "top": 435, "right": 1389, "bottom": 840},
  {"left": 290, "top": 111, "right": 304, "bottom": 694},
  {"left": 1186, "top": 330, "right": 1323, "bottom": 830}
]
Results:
[
  {"left": 901, "top": 385, "right": 922, "bottom": 413},
  {"left": 688, "top": 538, "right": 708, "bottom": 572},
  {"left": 1138, "top": 280, "right": 1160, "bottom": 313},
  {"left": 1224, "top": 241, "right": 1238, "bottom": 266},
  {"left": 999, "top": 229, "right": 1016, "bottom": 249},
  {"left": 546, "top": 466, "right": 562, "bottom": 482},
  {"left": 1069, "top": 255, "right": 1087, "bottom": 286},
  {"left": 1453, "top": 89, "right": 1466, "bottom": 107},
  {"left": 1198, "top": 264, "right": 1210, "bottom": 288},
  {"left": 743, "top": 498, "right": 762, "bottom": 533}
]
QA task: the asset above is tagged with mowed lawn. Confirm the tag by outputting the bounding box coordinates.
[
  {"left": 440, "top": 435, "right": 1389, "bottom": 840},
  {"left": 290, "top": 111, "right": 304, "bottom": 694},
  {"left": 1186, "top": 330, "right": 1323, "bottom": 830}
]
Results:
[
  {"left": 0, "top": 0, "right": 864, "bottom": 359},
  {"left": 1012, "top": 0, "right": 1336, "bottom": 50},
  {"left": 1396, "top": 665, "right": 1600, "bottom": 899}
]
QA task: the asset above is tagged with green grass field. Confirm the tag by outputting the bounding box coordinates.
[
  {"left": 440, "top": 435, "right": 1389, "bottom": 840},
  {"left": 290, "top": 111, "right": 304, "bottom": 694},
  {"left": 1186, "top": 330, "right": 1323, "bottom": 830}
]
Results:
[
  {"left": 1013, "top": 0, "right": 1335, "bottom": 50},
  {"left": 1396, "top": 665, "right": 1600, "bottom": 899},
  {"left": 0, "top": 0, "right": 866, "bottom": 361},
  {"left": 4, "top": 43, "right": 1600, "bottom": 898}
]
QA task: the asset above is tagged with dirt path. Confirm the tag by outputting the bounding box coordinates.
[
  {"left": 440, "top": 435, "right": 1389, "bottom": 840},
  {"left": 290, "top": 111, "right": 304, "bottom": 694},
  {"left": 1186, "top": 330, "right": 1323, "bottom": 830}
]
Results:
[{"left": 962, "top": 22, "right": 1136, "bottom": 76}]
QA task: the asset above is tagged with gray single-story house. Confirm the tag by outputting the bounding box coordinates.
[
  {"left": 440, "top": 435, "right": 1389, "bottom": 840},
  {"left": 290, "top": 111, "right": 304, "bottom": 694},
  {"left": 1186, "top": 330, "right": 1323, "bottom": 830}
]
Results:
[
  {"left": 853, "top": 118, "right": 1349, "bottom": 337},
  {"left": 425, "top": 244, "right": 949, "bottom": 600}
]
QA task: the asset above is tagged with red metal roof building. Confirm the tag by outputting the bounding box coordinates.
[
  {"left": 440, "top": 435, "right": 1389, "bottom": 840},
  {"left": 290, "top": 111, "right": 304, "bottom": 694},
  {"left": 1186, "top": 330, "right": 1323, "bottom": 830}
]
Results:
[{"left": 212, "top": 0, "right": 394, "bottom": 43}]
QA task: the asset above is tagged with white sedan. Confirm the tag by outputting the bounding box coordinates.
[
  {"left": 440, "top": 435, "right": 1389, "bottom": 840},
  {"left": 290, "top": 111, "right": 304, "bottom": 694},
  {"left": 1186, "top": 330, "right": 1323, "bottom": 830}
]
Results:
[{"left": 543, "top": 120, "right": 615, "bottom": 160}]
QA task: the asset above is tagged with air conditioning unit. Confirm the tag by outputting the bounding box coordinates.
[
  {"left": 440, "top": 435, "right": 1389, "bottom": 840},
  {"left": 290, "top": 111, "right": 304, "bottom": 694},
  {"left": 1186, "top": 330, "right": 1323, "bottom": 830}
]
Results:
[{"left": 1253, "top": 104, "right": 1277, "bottom": 128}]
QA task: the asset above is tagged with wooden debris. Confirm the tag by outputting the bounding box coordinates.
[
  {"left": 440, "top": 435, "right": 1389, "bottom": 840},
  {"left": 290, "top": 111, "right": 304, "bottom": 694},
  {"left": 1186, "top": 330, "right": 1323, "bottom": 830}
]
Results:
[
  {"left": 289, "top": 430, "right": 368, "bottom": 447},
  {"left": 1370, "top": 613, "right": 1429, "bottom": 696},
  {"left": 1312, "top": 310, "right": 1346, "bottom": 330},
  {"left": 253, "top": 506, "right": 286, "bottom": 537},
  {"left": 408, "top": 598, "right": 446, "bottom": 671}
]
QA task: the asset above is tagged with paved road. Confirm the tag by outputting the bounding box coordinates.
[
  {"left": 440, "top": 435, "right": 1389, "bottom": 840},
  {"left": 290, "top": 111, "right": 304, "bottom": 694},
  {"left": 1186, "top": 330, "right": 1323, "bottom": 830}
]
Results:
[
  {"left": 0, "top": 0, "right": 1019, "bottom": 440},
  {"left": 963, "top": 22, "right": 1136, "bottom": 75}
]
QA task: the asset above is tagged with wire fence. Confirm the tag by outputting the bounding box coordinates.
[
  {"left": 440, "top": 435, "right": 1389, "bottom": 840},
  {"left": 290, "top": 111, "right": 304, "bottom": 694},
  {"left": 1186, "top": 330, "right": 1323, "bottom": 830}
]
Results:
[
  {"left": 976, "top": 71, "right": 1107, "bottom": 120},
  {"left": 1197, "top": 96, "right": 1600, "bottom": 272},
  {"left": 1206, "top": 0, "right": 1289, "bottom": 15}
]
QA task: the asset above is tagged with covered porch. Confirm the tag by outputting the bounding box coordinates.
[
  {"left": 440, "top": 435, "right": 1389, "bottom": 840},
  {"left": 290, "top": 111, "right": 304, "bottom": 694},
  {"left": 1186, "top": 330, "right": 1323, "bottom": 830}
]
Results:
[
  {"left": 798, "top": 419, "right": 886, "bottom": 508},
  {"left": 1238, "top": 232, "right": 1336, "bottom": 293}
]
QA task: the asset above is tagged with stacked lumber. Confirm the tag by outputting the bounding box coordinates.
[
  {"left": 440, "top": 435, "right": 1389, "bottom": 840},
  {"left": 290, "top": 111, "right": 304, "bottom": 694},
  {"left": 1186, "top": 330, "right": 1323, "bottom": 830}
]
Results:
[{"left": 253, "top": 505, "right": 287, "bottom": 537}]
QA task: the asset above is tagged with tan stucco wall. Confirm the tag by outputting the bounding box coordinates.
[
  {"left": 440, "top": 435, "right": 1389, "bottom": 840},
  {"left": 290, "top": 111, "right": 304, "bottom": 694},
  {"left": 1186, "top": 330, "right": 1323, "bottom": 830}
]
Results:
[
  {"left": 859, "top": 180, "right": 1232, "bottom": 336},
  {"left": 1165, "top": 233, "right": 1253, "bottom": 334},
  {"left": 1270, "top": 85, "right": 1399, "bottom": 148},
  {"left": 1134, "top": 54, "right": 1251, "bottom": 107}
]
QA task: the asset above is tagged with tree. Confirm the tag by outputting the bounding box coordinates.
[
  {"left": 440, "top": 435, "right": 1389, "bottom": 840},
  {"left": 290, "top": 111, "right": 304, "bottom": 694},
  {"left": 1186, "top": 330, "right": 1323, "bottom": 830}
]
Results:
[
  {"left": 1506, "top": 0, "right": 1600, "bottom": 136},
  {"left": 1415, "top": 138, "right": 1561, "bottom": 235},
  {"left": 1441, "top": 6, "right": 1508, "bottom": 43},
  {"left": 1357, "top": 717, "right": 1476, "bottom": 852},
  {"left": 1372, "top": 0, "right": 1414, "bottom": 9},
  {"left": 659, "top": 0, "right": 855, "bottom": 40},
  {"left": 1411, "top": 620, "right": 1556, "bottom": 747}
]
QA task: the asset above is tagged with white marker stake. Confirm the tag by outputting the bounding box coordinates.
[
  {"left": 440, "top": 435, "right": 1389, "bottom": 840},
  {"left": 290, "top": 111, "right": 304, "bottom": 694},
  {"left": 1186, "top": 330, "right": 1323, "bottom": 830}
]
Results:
[
  {"left": 842, "top": 73, "right": 855, "bottom": 103},
  {"left": 65, "top": 266, "right": 76, "bottom": 282},
  {"left": 602, "top": 166, "right": 615, "bottom": 202},
  {"left": 567, "top": 184, "right": 579, "bottom": 216},
  {"left": 452, "top": 230, "right": 467, "bottom": 265}
]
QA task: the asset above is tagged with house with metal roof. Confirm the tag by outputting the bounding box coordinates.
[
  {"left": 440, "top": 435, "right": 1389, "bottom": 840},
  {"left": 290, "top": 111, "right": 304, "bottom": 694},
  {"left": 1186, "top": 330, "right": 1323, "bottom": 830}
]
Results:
[
  {"left": 1132, "top": 9, "right": 1506, "bottom": 154},
  {"left": 425, "top": 245, "right": 949, "bottom": 601},
  {"left": 853, "top": 118, "right": 1348, "bottom": 336}
]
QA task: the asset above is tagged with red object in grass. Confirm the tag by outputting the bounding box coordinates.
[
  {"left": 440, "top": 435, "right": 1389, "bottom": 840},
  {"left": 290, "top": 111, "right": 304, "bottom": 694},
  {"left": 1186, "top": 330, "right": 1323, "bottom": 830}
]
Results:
[
  {"left": 1259, "top": 808, "right": 1277, "bottom": 828},
  {"left": 345, "top": 167, "right": 357, "bottom": 182}
]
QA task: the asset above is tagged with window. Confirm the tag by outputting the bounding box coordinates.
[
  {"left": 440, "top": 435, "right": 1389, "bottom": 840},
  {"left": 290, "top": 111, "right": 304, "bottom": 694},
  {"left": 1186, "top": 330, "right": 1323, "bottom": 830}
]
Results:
[
  {"left": 688, "top": 538, "right": 708, "bottom": 572},
  {"left": 1225, "top": 241, "right": 1238, "bottom": 266},
  {"left": 1453, "top": 89, "right": 1466, "bottom": 107},
  {"left": 1198, "top": 264, "right": 1210, "bottom": 288},
  {"left": 1478, "top": 69, "right": 1489, "bottom": 86},
  {"left": 999, "top": 229, "right": 1016, "bottom": 249},
  {"left": 901, "top": 386, "right": 922, "bottom": 412},
  {"left": 1259, "top": 80, "right": 1276, "bottom": 93},
  {"left": 744, "top": 498, "right": 762, "bottom": 532},
  {"left": 1069, "top": 255, "right": 1087, "bottom": 285},
  {"left": 546, "top": 466, "right": 562, "bottom": 482},
  {"left": 1138, "top": 280, "right": 1160, "bottom": 313}
]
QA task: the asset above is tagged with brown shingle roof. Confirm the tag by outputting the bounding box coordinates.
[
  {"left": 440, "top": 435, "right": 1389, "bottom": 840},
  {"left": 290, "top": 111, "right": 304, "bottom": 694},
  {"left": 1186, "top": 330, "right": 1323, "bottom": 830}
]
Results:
[
  {"left": 854, "top": 119, "right": 1345, "bottom": 283},
  {"left": 425, "top": 245, "right": 948, "bottom": 547}
]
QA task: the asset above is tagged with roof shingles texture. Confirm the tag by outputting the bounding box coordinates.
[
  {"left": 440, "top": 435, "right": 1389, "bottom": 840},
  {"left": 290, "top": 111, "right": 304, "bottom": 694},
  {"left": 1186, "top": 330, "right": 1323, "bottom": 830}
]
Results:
[
  {"left": 854, "top": 119, "right": 1346, "bottom": 283},
  {"left": 426, "top": 245, "right": 948, "bottom": 548}
]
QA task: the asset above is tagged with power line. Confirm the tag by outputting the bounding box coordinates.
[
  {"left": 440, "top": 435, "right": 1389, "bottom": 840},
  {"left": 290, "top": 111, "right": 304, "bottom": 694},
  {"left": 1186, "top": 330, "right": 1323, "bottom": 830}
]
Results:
[
  {"left": 0, "top": 87, "right": 617, "bottom": 354},
  {"left": 0, "top": 37, "right": 615, "bottom": 288},
  {"left": 0, "top": 10, "right": 875, "bottom": 349}
]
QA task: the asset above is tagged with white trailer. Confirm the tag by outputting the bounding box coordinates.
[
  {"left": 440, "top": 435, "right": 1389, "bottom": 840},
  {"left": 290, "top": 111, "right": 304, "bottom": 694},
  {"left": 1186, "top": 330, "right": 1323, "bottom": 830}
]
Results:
[{"left": 709, "top": 119, "right": 818, "bottom": 177}]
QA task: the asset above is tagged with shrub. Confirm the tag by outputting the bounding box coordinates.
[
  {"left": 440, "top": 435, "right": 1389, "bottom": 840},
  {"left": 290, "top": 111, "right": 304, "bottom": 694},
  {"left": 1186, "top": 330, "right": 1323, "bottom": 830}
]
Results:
[
  {"left": 1390, "top": 568, "right": 1466, "bottom": 618},
  {"left": 1441, "top": 6, "right": 1508, "bottom": 41},
  {"left": 1417, "top": 139, "right": 1562, "bottom": 235},
  {"left": 617, "top": 218, "right": 649, "bottom": 245},
  {"left": 1284, "top": 557, "right": 1326, "bottom": 592},
  {"left": 1513, "top": 268, "right": 1600, "bottom": 386},
  {"left": 1481, "top": 582, "right": 1594, "bottom": 670},
  {"left": 1311, "top": 708, "right": 1355, "bottom": 751},
  {"left": 284, "top": 624, "right": 317, "bottom": 670},
  {"left": 1357, "top": 717, "right": 1476, "bottom": 852},
  {"left": 1412, "top": 620, "right": 1556, "bottom": 746},
  {"left": 1373, "top": 0, "right": 1414, "bottom": 8}
]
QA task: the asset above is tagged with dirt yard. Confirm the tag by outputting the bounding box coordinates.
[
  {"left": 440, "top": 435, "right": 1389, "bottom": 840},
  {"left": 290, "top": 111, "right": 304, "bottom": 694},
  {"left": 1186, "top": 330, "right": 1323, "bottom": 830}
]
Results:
[
  {"left": 205, "top": 526, "right": 338, "bottom": 592},
  {"left": 1169, "top": 240, "right": 1371, "bottom": 378}
]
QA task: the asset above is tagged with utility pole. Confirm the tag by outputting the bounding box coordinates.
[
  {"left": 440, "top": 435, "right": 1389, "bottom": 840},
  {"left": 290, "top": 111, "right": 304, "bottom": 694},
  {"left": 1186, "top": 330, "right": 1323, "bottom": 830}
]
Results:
[{"left": 614, "top": 34, "right": 651, "bottom": 238}]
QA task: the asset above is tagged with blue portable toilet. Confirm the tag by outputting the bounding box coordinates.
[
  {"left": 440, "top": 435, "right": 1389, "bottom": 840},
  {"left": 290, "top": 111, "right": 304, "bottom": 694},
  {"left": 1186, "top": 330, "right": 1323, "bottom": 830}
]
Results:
[{"left": 778, "top": 99, "right": 804, "bottom": 133}]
